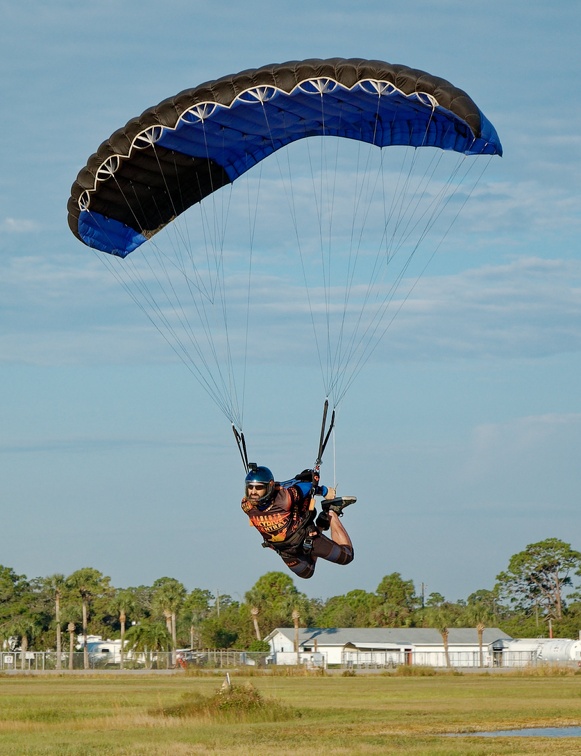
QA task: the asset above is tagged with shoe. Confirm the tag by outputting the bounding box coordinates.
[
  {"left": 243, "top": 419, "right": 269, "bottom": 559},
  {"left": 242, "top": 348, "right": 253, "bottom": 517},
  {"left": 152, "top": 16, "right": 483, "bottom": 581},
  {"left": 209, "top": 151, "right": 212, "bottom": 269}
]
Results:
[
  {"left": 315, "top": 512, "right": 331, "bottom": 531},
  {"left": 322, "top": 496, "right": 357, "bottom": 516}
]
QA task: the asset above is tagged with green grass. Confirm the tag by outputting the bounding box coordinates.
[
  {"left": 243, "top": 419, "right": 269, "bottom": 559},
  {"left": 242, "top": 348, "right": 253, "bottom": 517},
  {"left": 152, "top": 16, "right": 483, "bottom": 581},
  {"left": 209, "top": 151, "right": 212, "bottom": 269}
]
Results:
[{"left": 0, "top": 669, "right": 580, "bottom": 754}]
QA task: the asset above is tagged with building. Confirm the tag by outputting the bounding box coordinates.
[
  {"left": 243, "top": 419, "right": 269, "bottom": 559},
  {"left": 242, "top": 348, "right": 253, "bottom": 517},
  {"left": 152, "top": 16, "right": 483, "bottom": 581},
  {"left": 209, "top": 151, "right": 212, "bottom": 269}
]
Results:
[
  {"left": 491, "top": 637, "right": 581, "bottom": 667},
  {"left": 264, "top": 627, "right": 513, "bottom": 668}
]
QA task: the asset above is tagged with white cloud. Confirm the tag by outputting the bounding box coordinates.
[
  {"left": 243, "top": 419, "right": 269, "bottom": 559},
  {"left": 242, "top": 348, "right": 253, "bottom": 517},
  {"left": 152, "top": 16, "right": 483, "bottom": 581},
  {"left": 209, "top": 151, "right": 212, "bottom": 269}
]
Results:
[
  {"left": 1, "top": 217, "right": 39, "bottom": 233},
  {"left": 458, "top": 178, "right": 581, "bottom": 239},
  {"left": 380, "top": 256, "right": 581, "bottom": 361},
  {"left": 3, "top": 249, "right": 581, "bottom": 373}
]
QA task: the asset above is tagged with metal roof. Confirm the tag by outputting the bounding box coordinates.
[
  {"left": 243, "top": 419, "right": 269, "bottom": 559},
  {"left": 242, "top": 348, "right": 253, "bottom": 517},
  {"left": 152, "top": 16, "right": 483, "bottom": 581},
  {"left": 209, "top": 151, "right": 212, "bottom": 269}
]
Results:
[{"left": 265, "top": 627, "right": 512, "bottom": 647}]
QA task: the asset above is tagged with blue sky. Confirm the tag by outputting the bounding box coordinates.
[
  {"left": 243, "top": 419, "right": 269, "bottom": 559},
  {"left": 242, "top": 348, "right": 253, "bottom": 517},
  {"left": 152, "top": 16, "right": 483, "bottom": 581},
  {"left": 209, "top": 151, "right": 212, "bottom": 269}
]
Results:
[{"left": 1, "top": 0, "right": 580, "bottom": 607}]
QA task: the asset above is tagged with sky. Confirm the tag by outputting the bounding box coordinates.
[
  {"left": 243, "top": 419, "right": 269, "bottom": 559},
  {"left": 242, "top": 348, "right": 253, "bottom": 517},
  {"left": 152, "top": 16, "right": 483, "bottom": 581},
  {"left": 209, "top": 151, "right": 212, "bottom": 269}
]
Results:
[{"left": 1, "top": 0, "right": 580, "bottom": 609}]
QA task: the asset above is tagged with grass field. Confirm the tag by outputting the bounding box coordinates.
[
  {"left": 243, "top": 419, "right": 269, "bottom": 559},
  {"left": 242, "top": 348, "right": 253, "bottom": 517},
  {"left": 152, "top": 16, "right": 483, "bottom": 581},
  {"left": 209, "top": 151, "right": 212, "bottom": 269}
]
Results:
[{"left": 1, "top": 668, "right": 580, "bottom": 755}]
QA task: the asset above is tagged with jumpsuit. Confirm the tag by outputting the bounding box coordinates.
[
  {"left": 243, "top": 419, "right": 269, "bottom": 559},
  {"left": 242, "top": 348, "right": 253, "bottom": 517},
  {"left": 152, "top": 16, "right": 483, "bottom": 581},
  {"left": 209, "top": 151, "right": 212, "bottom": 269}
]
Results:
[{"left": 241, "top": 479, "right": 354, "bottom": 579}]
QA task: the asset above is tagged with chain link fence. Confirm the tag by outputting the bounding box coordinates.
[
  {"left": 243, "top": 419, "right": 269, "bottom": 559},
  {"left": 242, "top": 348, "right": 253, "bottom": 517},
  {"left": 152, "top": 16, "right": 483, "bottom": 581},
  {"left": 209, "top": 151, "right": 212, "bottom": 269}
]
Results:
[
  {"left": 3, "top": 648, "right": 575, "bottom": 672},
  {"left": 0, "top": 649, "right": 270, "bottom": 671},
  {"left": 339, "top": 649, "right": 575, "bottom": 669}
]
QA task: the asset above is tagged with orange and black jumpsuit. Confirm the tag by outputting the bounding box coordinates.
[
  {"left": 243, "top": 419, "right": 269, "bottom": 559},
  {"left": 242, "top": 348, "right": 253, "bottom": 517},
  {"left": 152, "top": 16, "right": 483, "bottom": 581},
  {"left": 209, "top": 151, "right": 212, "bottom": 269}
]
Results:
[{"left": 241, "top": 480, "right": 353, "bottom": 579}]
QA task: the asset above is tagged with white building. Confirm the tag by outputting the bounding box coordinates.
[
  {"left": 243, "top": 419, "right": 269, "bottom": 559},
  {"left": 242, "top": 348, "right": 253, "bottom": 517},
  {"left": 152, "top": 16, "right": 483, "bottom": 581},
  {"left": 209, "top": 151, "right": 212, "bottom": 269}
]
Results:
[
  {"left": 491, "top": 637, "right": 581, "bottom": 667},
  {"left": 264, "top": 627, "right": 513, "bottom": 668}
]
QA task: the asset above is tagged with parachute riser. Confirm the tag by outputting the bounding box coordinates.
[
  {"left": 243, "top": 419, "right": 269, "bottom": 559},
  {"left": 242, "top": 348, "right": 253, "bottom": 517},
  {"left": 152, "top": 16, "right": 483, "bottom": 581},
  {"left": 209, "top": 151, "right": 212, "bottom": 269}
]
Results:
[
  {"left": 315, "top": 399, "right": 335, "bottom": 474},
  {"left": 306, "top": 400, "right": 335, "bottom": 511},
  {"left": 232, "top": 425, "right": 250, "bottom": 472}
]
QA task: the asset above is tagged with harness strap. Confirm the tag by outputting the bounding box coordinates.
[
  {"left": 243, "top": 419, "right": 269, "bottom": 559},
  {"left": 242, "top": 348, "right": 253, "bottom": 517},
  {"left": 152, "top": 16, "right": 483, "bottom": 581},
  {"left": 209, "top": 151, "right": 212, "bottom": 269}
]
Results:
[
  {"left": 232, "top": 425, "right": 249, "bottom": 472},
  {"left": 262, "top": 510, "right": 317, "bottom": 555},
  {"left": 315, "top": 399, "right": 335, "bottom": 469}
]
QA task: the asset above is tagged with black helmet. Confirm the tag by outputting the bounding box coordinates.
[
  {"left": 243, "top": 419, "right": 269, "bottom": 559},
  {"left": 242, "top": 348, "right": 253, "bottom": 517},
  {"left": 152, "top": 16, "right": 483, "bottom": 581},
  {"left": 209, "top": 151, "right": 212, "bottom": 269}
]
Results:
[{"left": 245, "top": 465, "right": 275, "bottom": 505}]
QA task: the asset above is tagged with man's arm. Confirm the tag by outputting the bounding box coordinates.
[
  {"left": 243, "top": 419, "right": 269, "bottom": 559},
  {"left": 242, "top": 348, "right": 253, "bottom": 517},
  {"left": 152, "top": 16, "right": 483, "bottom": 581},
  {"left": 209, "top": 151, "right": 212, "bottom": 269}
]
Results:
[{"left": 291, "top": 480, "right": 336, "bottom": 500}]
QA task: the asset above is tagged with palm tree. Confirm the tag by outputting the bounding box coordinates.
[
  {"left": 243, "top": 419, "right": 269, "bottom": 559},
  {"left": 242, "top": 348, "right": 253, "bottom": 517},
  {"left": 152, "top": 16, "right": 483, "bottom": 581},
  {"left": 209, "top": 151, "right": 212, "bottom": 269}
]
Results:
[
  {"left": 124, "top": 621, "right": 171, "bottom": 669},
  {"left": 110, "top": 589, "right": 136, "bottom": 669},
  {"left": 59, "top": 598, "right": 81, "bottom": 670},
  {"left": 251, "top": 607, "right": 261, "bottom": 640},
  {"left": 7, "top": 614, "right": 40, "bottom": 670},
  {"left": 245, "top": 572, "right": 312, "bottom": 638},
  {"left": 152, "top": 578, "right": 186, "bottom": 667},
  {"left": 292, "top": 609, "right": 300, "bottom": 665},
  {"left": 42, "top": 574, "right": 66, "bottom": 670},
  {"left": 67, "top": 568, "right": 112, "bottom": 669},
  {"left": 476, "top": 622, "right": 485, "bottom": 667},
  {"left": 245, "top": 584, "right": 270, "bottom": 642},
  {"left": 67, "top": 622, "right": 76, "bottom": 670},
  {"left": 424, "top": 598, "right": 455, "bottom": 668},
  {"left": 182, "top": 588, "right": 212, "bottom": 649},
  {"left": 162, "top": 609, "right": 172, "bottom": 635},
  {"left": 463, "top": 590, "right": 497, "bottom": 667},
  {"left": 440, "top": 627, "right": 451, "bottom": 668}
]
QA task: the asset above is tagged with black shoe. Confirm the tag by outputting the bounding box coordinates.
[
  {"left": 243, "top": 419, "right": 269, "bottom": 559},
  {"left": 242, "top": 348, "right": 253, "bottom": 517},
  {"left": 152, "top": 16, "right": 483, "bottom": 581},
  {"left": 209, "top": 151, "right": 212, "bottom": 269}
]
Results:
[
  {"left": 315, "top": 512, "right": 331, "bottom": 531},
  {"left": 322, "top": 496, "right": 357, "bottom": 516}
]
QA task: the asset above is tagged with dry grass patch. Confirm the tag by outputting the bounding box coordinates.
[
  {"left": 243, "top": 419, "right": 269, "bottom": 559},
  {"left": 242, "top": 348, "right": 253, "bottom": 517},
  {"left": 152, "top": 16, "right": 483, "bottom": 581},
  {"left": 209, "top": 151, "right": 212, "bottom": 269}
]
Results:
[
  {"left": 152, "top": 680, "right": 300, "bottom": 723},
  {"left": 392, "top": 665, "right": 462, "bottom": 677}
]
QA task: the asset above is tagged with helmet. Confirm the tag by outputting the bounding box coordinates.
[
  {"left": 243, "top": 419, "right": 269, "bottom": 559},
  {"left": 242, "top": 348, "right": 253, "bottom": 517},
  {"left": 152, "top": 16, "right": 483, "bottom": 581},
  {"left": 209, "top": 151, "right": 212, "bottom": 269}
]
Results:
[{"left": 245, "top": 465, "right": 275, "bottom": 505}]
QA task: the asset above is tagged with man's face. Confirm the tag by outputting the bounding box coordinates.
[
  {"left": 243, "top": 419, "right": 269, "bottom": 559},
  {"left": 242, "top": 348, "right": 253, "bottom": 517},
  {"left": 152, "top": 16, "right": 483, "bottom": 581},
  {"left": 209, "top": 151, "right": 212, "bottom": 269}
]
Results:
[{"left": 246, "top": 482, "right": 267, "bottom": 501}]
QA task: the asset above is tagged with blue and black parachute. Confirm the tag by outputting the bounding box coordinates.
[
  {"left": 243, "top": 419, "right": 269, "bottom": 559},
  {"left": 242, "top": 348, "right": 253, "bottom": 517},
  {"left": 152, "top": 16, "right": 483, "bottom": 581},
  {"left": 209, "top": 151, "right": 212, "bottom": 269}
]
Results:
[
  {"left": 68, "top": 58, "right": 501, "bottom": 257},
  {"left": 67, "top": 58, "right": 501, "bottom": 431}
]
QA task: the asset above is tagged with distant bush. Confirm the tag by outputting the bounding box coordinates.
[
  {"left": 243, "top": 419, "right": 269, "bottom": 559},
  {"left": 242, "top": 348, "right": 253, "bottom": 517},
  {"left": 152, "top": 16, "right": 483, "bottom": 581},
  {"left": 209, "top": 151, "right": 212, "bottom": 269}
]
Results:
[
  {"left": 391, "top": 665, "right": 463, "bottom": 677},
  {"left": 503, "top": 664, "right": 581, "bottom": 677},
  {"left": 247, "top": 640, "right": 270, "bottom": 652},
  {"left": 268, "top": 664, "right": 326, "bottom": 677},
  {"left": 153, "top": 681, "right": 299, "bottom": 723}
]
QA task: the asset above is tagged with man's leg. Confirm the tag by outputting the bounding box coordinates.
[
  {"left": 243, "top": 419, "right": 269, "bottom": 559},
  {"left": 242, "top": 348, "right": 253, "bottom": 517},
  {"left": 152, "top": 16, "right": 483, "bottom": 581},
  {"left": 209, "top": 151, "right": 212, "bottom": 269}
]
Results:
[
  {"left": 280, "top": 551, "right": 316, "bottom": 579},
  {"left": 311, "top": 512, "right": 354, "bottom": 566},
  {"left": 278, "top": 511, "right": 354, "bottom": 577},
  {"left": 328, "top": 510, "right": 353, "bottom": 551}
]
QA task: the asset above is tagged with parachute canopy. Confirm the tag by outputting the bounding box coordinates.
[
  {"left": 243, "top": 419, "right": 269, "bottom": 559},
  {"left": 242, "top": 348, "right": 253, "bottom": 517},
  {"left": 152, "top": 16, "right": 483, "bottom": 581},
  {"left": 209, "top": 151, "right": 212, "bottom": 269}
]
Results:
[
  {"left": 68, "top": 58, "right": 502, "bottom": 257},
  {"left": 67, "top": 58, "right": 502, "bottom": 430}
]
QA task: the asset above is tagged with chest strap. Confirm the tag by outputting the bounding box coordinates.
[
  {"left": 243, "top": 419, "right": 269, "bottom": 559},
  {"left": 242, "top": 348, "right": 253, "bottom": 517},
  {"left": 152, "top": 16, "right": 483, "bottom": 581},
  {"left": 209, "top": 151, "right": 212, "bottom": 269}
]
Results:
[{"left": 262, "top": 510, "right": 317, "bottom": 555}]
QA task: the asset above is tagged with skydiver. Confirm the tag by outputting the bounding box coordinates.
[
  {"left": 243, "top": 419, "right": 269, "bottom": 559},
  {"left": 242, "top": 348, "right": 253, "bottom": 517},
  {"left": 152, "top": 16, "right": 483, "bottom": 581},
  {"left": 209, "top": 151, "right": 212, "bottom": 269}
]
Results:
[{"left": 241, "top": 465, "right": 355, "bottom": 579}]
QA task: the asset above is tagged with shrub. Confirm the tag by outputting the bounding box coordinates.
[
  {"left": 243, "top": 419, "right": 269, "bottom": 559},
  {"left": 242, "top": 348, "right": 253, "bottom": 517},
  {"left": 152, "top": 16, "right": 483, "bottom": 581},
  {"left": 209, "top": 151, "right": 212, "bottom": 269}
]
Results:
[{"left": 153, "top": 681, "right": 299, "bottom": 723}]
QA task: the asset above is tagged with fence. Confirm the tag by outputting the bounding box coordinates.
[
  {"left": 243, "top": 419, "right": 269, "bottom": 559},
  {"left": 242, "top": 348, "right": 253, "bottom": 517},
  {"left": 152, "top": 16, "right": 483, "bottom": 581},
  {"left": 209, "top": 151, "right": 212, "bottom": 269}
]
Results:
[
  {"left": 0, "top": 650, "right": 270, "bottom": 671},
  {"left": 3, "top": 648, "right": 571, "bottom": 672},
  {"left": 340, "top": 649, "right": 566, "bottom": 669}
]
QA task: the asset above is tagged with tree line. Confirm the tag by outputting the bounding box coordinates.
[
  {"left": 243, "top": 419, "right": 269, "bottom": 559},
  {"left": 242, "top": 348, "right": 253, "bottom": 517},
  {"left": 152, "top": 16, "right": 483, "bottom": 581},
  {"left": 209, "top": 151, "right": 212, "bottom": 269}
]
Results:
[{"left": 2, "top": 538, "right": 581, "bottom": 660}]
